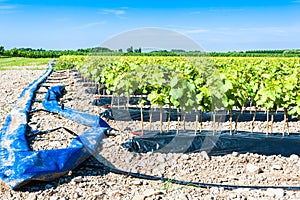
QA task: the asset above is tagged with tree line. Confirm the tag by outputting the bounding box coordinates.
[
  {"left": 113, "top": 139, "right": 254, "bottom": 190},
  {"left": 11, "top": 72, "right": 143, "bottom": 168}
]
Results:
[
  {"left": 0, "top": 46, "right": 114, "bottom": 58},
  {"left": 0, "top": 45, "right": 300, "bottom": 58}
]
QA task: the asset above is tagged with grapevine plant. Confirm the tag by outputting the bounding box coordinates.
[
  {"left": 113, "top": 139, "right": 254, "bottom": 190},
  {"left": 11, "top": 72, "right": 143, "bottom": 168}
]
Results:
[{"left": 56, "top": 55, "right": 300, "bottom": 135}]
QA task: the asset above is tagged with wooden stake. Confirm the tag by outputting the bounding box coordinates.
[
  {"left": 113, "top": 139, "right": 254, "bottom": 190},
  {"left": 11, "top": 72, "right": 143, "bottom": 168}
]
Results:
[
  {"left": 160, "top": 106, "right": 163, "bottom": 134},
  {"left": 111, "top": 95, "right": 114, "bottom": 108},
  {"left": 200, "top": 111, "right": 203, "bottom": 132},
  {"left": 195, "top": 109, "right": 199, "bottom": 135},
  {"left": 97, "top": 83, "right": 100, "bottom": 95},
  {"left": 251, "top": 108, "right": 257, "bottom": 133},
  {"left": 271, "top": 111, "right": 274, "bottom": 134},
  {"left": 229, "top": 108, "right": 233, "bottom": 135},
  {"left": 149, "top": 105, "right": 153, "bottom": 130},
  {"left": 140, "top": 106, "right": 144, "bottom": 135},
  {"left": 234, "top": 107, "right": 242, "bottom": 134},
  {"left": 183, "top": 112, "right": 187, "bottom": 131},
  {"left": 266, "top": 109, "right": 269, "bottom": 135},
  {"left": 177, "top": 108, "right": 180, "bottom": 135},
  {"left": 213, "top": 110, "right": 216, "bottom": 134},
  {"left": 167, "top": 104, "right": 171, "bottom": 132},
  {"left": 283, "top": 108, "right": 290, "bottom": 136}
]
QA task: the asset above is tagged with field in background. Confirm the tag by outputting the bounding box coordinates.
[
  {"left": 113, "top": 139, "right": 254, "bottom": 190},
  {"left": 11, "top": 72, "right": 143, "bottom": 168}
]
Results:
[{"left": 0, "top": 57, "right": 51, "bottom": 70}]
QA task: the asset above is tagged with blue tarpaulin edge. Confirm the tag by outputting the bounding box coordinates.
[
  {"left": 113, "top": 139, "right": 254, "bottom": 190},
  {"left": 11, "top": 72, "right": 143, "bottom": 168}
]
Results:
[
  {"left": 42, "top": 85, "right": 110, "bottom": 128},
  {"left": 0, "top": 63, "right": 110, "bottom": 189}
]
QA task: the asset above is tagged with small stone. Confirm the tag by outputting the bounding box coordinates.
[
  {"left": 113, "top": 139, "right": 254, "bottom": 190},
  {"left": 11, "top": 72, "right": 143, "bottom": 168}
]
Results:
[
  {"left": 181, "top": 154, "right": 189, "bottom": 160},
  {"left": 27, "top": 193, "right": 37, "bottom": 200},
  {"left": 272, "top": 164, "right": 282, "bottom": 170},
  {"left": 132, "top": 195, "right": 144, "bottom": 200},
  {"left": 73, "top": 176, "right": 83, "bottom": 183},
  {"left": 232, "top": 152, "right": 239, "bottom": 157},
  {"left": 29, "top": 123, "right": 39, "bottom": 130},
  {"left": 58, "top": 198, "right": 67, "bottom": 200},
  {"left": 228, "top": 175, "right": 239, "bottom": 180},
  {"left": 73, "top": 193, "right": 79, "bottom": 199},
  {"left": 132, "top": 180, "right": 142, "bottom": 185},
  {"left": 200, "top": 151, "right": 210, "bottom": 160},
  {"left": 246, "top": 163, "right": 262, "bottom": 174},
  {"left": 203, "top": 195, "right": 213, "bottom": 200},
  {"left": 290, "top": 154, "right": 299, "bottom": 161},
  {"left": 233, "top": 188, "right": 250, "bottom": 193},
  {"left": 156, "top": 154, "right": 166, "bottom": 163},
  {"left": 143, "top": 189, "right": 162, "bottom": 197},
  {"left": 210, "top": 187, "right": 219, "bottom": 194},
  {"left": 93, "top": 192, "right": 103, "bottom": 196},
  {"left": 106, "top": 181, "right": 116, "bottom": 186},
  {"left": 49, "top": 197, "right": 58, "bottom": 200},
  {"left": 178, "top": 193, "right": 188, "bottom": 200},
  {"left": 265, "top": 188, "right": 284, "bottom": 198},
  {"left": 285, "top": 191, "right": 295, "bottom": 197},
  {"left": 49, "top": 141, "right": 61, "bottom": 147},
  {"left": 228, "top": 193, "right": 237, "bottom": 199}
]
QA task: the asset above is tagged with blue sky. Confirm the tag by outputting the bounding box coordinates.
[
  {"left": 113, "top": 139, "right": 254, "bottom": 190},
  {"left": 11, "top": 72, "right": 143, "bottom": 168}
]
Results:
[{"left": 0, "top": 0, "right": 300, "bottom": 51}]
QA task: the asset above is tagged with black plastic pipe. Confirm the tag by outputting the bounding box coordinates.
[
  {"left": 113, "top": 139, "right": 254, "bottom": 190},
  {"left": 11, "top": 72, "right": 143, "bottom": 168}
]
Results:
[{"left": 84, "top": 164, "right": 300, "bottom": 191}]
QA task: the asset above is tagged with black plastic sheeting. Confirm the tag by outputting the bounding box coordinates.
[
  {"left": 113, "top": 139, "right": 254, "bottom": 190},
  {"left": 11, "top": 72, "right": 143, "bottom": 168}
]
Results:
[
  {"left": 98, "top": 106, "right": 297, "bottom": 123},
  {"left": 122, "top": 131, "right": 300, "bottom": 156},
  {"left": 100, "top": 107, "right": 218, "bottom": 122},
  {"left": 92, "top": 96, "right": 150, "bottom": 107}
]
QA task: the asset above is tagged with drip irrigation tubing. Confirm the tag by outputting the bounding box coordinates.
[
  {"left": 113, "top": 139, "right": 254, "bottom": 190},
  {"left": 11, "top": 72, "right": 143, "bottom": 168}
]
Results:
[{"left": 84, "top": 163, "right": 300, "bottom": 191}]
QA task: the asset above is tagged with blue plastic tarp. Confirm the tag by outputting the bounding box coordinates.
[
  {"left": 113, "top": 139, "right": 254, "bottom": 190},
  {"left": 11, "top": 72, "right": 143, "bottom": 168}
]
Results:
[
  {"left": 0, "top": 64, "right": 110, "bottom": 189},
  {"left": 42, "top": 85, "right": 110, "bottom": 128}
]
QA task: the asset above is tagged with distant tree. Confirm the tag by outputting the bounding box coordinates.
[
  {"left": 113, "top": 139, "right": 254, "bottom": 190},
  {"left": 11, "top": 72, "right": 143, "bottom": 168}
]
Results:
[
  {"left": 171, "top": 49, "right": 185, "bottom": 52},
  {"left": 118, "top": 48, "right": 123, "bottom": 53},
  {"left": 126, "top": 46, "right": 133, "bottom": 53},
  {"left": 0, "top": 46, "right": 4, "bottom": 55},
  {"left": 134, "top": 47, "right": 141, "bottom": 53},
  {"left": 90, "top": 47, "right": 112, "bottom": 52}
]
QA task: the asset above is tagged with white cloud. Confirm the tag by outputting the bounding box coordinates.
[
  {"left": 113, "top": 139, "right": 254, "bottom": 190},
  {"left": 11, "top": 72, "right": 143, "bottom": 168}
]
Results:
[
  {"left": 239, "top": 26, "right": 294, "bottom": 34},
  {"left": 0, "top": 4, "right": 17, "bottom": 14},
  {"left": 190, "top": 8, "right": 245, "bottom": 15},
  {"left": 165, "top": 25, "right": 210, "bottom": 35},
  {"left": 184, "top": 29, "right": 209, "bottom": 34},
  {"left": 100, "top": 9, "right": 126, "bottom": 15},
  {"left": 73, "top": 21, "right": 107, "bottom": 30},
  {"left": 0, "top": 5, "right": 15, "bottom": 10}
]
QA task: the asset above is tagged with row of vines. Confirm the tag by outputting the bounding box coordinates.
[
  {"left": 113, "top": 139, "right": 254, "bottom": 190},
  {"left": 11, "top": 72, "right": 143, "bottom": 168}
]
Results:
[{"left": 56, "top": 55, "right": 300, "bottom": 135}]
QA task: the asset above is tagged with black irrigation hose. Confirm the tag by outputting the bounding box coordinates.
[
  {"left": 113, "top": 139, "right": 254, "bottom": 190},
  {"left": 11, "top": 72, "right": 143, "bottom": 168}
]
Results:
[
  {"left": 36, "top": 126, "right": 79, "bottom": 137},
  {"left": 35, "top": 91, "right": 47, "bottom": 94},
  {"left": 83, "top": 163, "right": 300, "bottom": 191},
  {"left": 39, "top": 85, "right": 50, "bottom": 89}
]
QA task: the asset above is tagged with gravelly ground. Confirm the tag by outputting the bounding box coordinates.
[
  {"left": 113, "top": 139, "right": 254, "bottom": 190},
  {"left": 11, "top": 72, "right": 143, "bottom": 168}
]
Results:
[{"left": 1, "top": 68, "right": 300, "bottom": 200}]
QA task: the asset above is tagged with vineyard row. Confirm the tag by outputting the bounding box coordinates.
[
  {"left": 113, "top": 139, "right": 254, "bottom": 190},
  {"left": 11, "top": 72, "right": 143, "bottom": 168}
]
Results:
[{"left": 56, "top": 55, "right": 300, "bottom": 134}]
